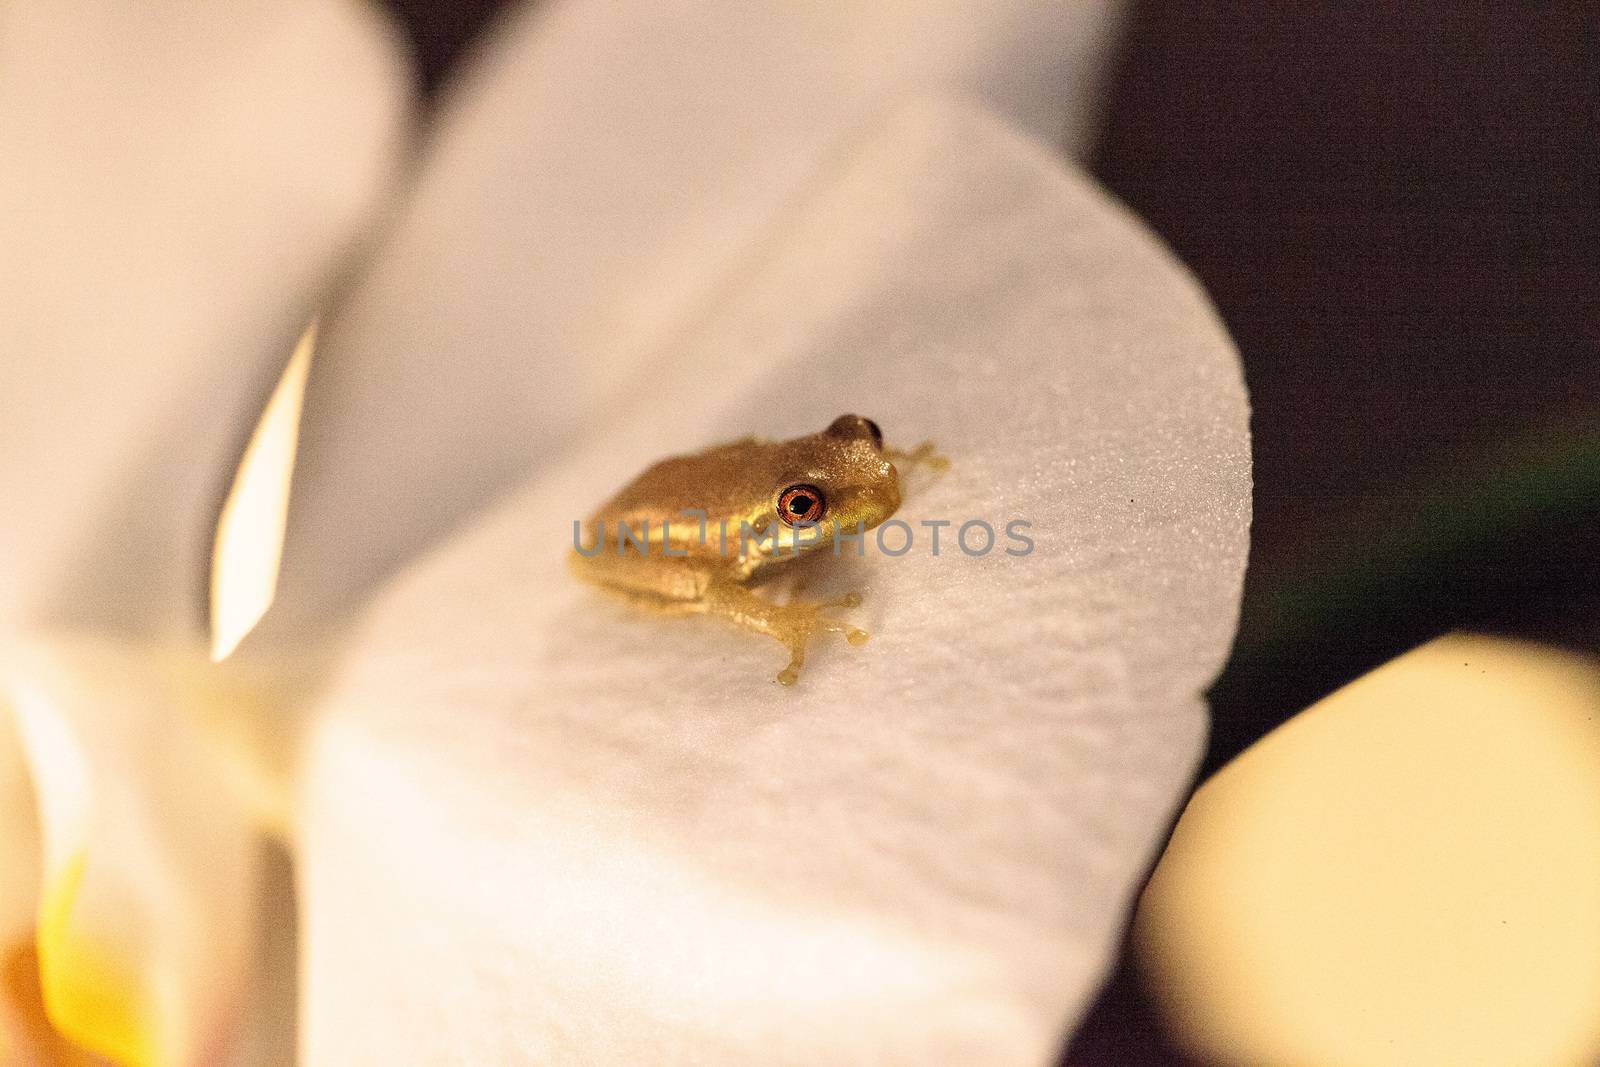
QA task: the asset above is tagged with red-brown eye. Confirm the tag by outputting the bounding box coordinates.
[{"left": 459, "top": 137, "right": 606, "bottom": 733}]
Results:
[{"left": 777, "top": 484, "right": 825, "bottom": 526}]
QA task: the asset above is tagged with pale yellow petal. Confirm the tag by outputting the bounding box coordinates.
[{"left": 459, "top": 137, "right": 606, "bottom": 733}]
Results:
[{"left": 1138, "top": 633, "right": 1600, "bottom": 1067}]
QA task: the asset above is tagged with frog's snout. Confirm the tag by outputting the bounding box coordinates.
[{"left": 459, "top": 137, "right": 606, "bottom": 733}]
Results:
[
  {"left": 879, "top": 474, "right": 903, "bottom": 520},
  {"left": 838, "top": 476, "right": 901, "bottom": 533}
]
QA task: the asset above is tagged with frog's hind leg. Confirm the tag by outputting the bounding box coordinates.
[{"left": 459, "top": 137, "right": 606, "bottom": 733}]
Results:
[
  {"left": 704, "top": 581, "right": 867, "bottom": 686},
  {"left": 572, "top": 547, "right": 709, "bottom": 608}
]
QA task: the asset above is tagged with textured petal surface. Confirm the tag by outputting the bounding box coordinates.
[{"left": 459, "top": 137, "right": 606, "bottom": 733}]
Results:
[
  {"left": 0, "top": 0, "right": 408, "bottom": 640},
  {"left": 272, "top": 0, "right": 1124, "bottom": 627},
  {"left": 295, "top": 101, "right": 1249, "bottom": 1066}
]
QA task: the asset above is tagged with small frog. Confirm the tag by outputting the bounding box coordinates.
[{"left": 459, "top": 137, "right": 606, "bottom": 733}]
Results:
[{"left": 572, "top": 414, "right": 944, "bottom": 685}]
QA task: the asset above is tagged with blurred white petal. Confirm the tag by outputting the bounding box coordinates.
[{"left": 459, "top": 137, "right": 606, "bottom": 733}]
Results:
[
  {"left": 0, "top": 0, "right": 412, "bottom": 1060},
  {"left": 294, "top": 100, "right": 1249, "bottom": 1065},
  {"left": 2, "top": 638, "right": 257, "bottom": 1066},
  {"left": 274, "top": 0, "right": 1126, "bottom": 627},
  {"left": 0, "top": 0, "right": 408, "bottom": 639}
]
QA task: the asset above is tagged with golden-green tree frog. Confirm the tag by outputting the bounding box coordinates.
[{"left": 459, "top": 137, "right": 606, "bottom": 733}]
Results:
[{"left": 571, "top": 414, "right": 944, "bottom": 685}]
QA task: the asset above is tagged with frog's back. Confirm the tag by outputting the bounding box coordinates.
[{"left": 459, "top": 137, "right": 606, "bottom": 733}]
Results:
[
  {"left": 588, "top": 439, "right": 772, "bottom": 528},
  {"left": 569, "top": 539, "right": 713, "bottom": 603},
  {"left": 571, "top": 439, "right": 774, "bottom": 601}
]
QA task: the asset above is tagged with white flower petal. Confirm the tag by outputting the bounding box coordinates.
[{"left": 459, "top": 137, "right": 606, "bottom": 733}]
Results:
[
  {"left": 295, "top": 101, "right": 1249, "bottom": 1065},
  {"left": 0, "top": 2, "right": 411, "bottom": 1060},
  {"left": 273, "top": 0, "right": 1124, "bottom": 627},
  {"left": 0, "top": 0, "right": 408, "bottom": 639},
  {"left": 1, "top": 638, "right": 259, "bottom": 1067}
]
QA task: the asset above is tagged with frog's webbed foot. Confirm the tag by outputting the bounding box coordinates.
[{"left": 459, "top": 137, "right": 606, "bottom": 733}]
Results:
[
  {"left": 886, "top": 439, "right": 950, "bottom": 473},
  {"left": 704, "top": 582, "right": 867, "bottom": 686}
]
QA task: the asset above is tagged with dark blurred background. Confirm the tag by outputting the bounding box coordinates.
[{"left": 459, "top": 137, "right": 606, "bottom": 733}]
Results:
[
  {"left": 1081, "top": 6, "right": 1598, "bottom": 1062},
  {"left": 375, "top": 3, "right": 1600, "bottom": 1062}
]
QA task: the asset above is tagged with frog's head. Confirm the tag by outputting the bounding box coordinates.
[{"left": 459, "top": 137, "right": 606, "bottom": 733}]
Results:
[{"left": 766, "top": 414, "right": 902, "bottom": 556}]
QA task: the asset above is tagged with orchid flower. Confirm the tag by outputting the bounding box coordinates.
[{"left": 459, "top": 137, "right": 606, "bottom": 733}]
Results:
[{"left": 0, "top": 1, "right": 1249, "bottom": 1064}]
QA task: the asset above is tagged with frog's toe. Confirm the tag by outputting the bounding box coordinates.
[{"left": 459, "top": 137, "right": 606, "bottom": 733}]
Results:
[
  {"left": 775, "top": 633, "right": 813, "bottom": 685},
  {"left": 771, "top": 597, "right": 869, "bottom": 685},
  {"left": 816, "top": 615, "right": 868, "bottom": 644},
  {"left": 818, "top": 591, "right": 868, "bottom": 644}
]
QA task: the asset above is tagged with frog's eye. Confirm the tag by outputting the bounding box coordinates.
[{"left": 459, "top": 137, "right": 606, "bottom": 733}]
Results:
[
  {"left": 777, "top": 483, "right": 826, "bottom": 526},
  {"left": 826, "top": 413, "right": 883, "bottom": 450}
]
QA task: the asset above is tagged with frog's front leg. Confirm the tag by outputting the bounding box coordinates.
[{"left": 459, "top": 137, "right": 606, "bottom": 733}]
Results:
[
  {"left": 886, "top": 439, "right": 950, "bottom": 473},
  {"left": 703, "top": 578, "right": 868, "bottom": 686}
]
